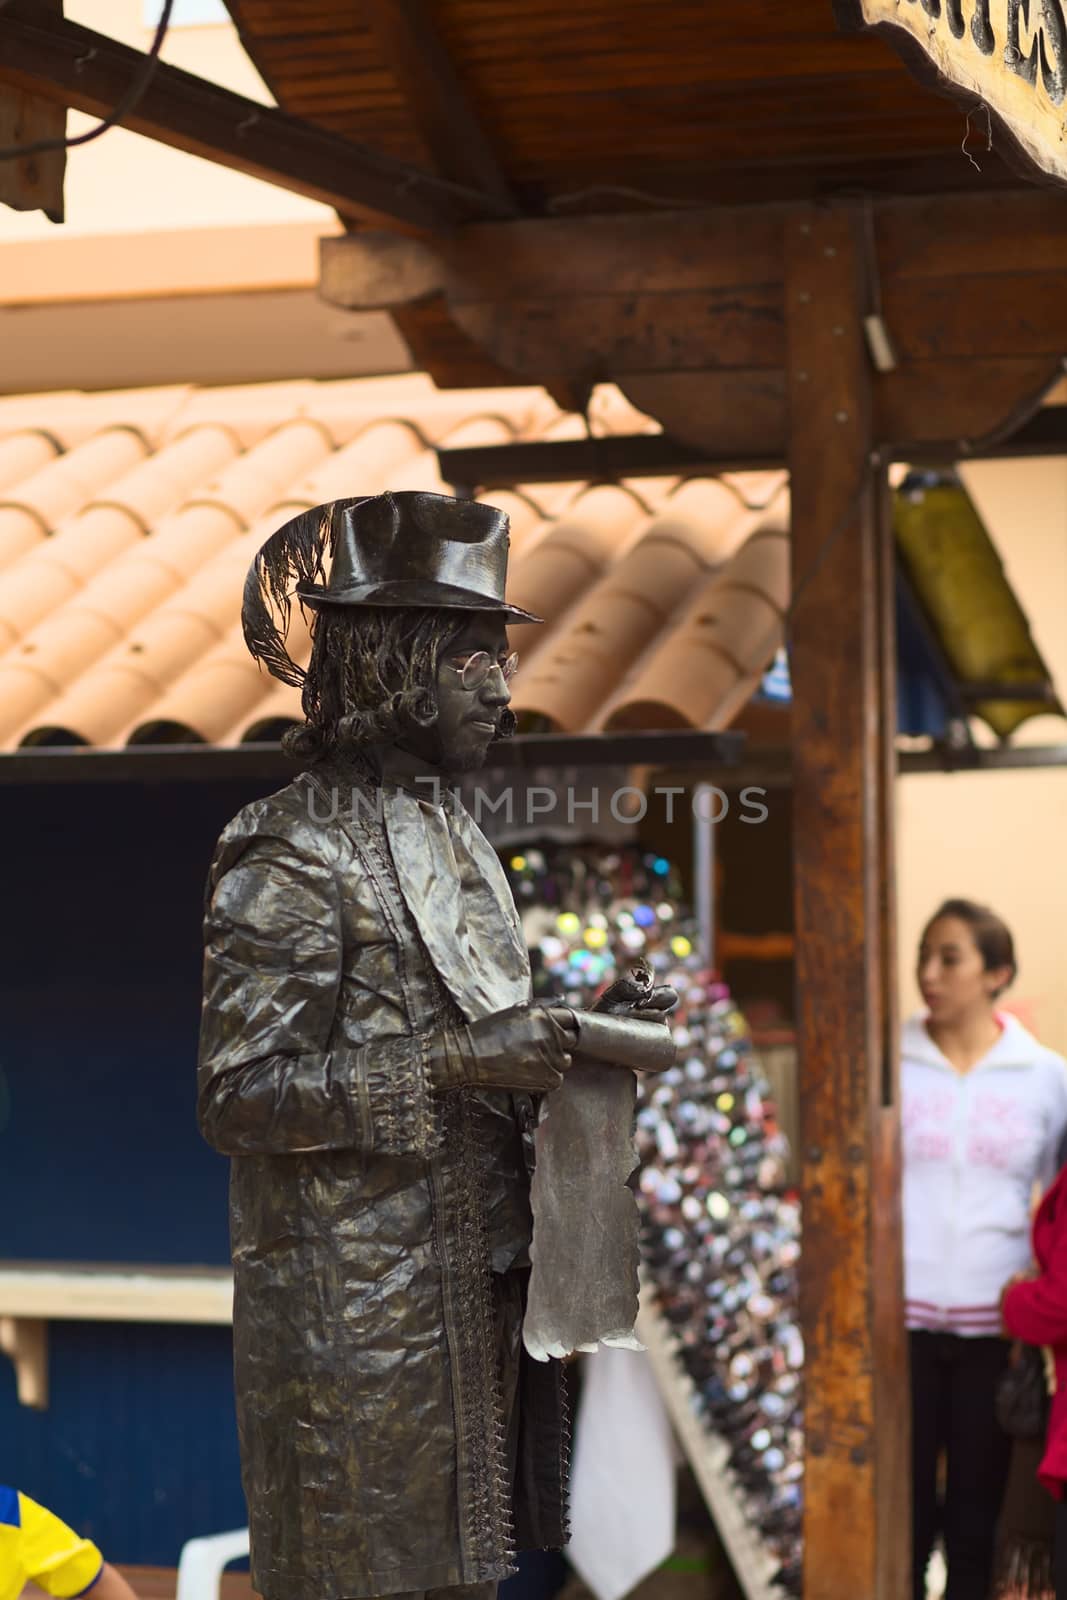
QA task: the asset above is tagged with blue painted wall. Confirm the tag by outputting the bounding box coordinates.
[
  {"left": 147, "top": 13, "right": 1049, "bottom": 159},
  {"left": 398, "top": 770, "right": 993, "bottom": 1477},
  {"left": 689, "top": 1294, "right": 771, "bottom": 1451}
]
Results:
[
  {"left": 0, "top": 773, "right": 568, "bottom": 1600},
  {"left": 0, "top": 777, "right": 277, "bottom": 1564}
]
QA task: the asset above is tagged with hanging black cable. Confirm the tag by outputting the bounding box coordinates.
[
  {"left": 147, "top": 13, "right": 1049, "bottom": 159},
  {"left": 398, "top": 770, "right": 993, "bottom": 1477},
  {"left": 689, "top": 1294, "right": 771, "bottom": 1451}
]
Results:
[{"left": 0, "top": 0, "right": 174, "bottom": 161}]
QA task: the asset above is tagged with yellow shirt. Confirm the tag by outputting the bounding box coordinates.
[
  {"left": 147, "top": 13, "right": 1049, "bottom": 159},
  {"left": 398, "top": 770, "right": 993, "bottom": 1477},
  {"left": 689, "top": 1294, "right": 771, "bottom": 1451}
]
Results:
[{"left": 0, "top": 1490, "right": 103, "bottom": 1600}]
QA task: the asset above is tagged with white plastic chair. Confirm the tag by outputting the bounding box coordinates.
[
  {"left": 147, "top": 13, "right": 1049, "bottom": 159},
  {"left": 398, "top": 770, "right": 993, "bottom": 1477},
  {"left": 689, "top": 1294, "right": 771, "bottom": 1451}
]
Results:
[{"left": 176, "top": 1528, "right": 251, "bottom": 1600}]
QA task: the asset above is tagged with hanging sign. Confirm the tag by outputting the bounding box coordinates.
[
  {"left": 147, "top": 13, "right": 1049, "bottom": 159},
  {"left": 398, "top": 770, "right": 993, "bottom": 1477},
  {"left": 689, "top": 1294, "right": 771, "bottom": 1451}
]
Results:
[{"left": 836, "top": 0, "right": 1067, "bottom": 186}]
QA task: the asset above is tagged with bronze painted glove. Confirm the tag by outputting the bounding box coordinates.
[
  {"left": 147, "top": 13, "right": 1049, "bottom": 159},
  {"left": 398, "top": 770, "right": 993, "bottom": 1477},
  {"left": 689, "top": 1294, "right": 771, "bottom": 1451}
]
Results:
[
  {"left": 594, "top": 965, "right": 679, "bottom": 1022},
  {"left": 427, "top": 1004, "right": 576, "bottom": 1095},
  {"left": 579, "top": 962, "right": 678, "bottom": 1072},
  {"left": 567, "top": 1007, "right": 677, "bottom": 1074}
]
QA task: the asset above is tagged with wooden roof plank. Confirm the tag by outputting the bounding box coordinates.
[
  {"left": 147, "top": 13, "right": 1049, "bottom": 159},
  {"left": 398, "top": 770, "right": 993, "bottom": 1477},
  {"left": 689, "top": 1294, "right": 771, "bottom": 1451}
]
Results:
[
  {"left": 223, "top": 0, "right": 1018, "bottom": 204},
  {"left": 360, "top": 0, "right": 520, "bottom": 218}
]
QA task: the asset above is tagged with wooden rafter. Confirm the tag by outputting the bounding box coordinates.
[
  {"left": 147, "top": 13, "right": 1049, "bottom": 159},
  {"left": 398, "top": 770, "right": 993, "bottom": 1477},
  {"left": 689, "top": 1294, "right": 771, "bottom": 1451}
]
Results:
[
  {"left": 437, "top": 433, "right": 782, "bottom": 488},
  {"left": 359, "top": 0, "right": 519, "bottom": 218},
  {"left": 435, "top": 400, "right": 1067, "bottom": 496},
  {"left": 0, "top": 2, "right": 498, "bottom": 230}
]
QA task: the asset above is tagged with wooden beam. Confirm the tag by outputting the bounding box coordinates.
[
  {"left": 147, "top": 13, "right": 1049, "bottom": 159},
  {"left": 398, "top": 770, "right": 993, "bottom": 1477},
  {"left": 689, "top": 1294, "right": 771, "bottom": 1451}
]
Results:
[
  {"left": 877, "top": 357, "right": 1065, "bottom": 452},
  {"left": 319, "top": 231, "right": 447, "bottom": 307},
  {"left": 0, "top": 1262, "right": 234, "bottom": 1324},
  {"left": 618, "top": 372, "right": 787, "bottom": 457},
  {"left": 319, "top": 221, "right": 787, "bottom": 386},
  {"left": 449, "top": 287, "right": 783, "bottom": 380},
  {"left": 901, "top": 742, "right": 1067, "bottom": 772},
  {"left": 318, "top": 210, "right": 787, "bottom": 308},
  {"left": 316, "top": 200, "right": 1067, "bottom": 443},
  {"left": 360, "top": 0, "right": 518, "bottom": 218},
  {"left": 0, "top": 730, "right": 744, "bottom": 785},
  {"left": 0, "top": 82, "right": 65, "bottom": 221},
  {"left": 319, "top": 191, "right": 1067, "bottom": 314},
  {"left": 877, "top": 188, "right": 1067, "bottom": 280},
  {"left": 389, "top": 297, "right": 524, "bottom": 390},
  {"left": 786, "top": 207, "right": 907, "bottom": 1600},
  {"left": 437, "top": 431, "right": 783, "bottom": 491},
  {"left": 0, "top": 2, "right": 474, "bottom": 230},
  {"left": 884, "top": 272, "right": 1067, "bottom": 361},
  {"left": 973, "top": 401, "right": 1067, "bottom": 457}
]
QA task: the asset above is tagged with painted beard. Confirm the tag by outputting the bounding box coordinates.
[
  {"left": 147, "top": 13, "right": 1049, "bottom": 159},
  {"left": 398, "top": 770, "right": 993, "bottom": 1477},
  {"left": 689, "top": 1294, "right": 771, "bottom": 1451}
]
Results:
[
  {"left": 433, "top": 714, "right": 500, "bottom": 773},
  {"left": 427, "top": 667, "right": 506, "bottom": 773}
]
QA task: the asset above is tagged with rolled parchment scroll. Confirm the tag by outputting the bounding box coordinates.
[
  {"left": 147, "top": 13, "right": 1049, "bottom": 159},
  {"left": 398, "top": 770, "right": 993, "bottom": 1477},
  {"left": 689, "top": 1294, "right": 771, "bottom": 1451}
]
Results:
[{"left": 523, "top": 1003, "right": 676, "bottom": 1362}]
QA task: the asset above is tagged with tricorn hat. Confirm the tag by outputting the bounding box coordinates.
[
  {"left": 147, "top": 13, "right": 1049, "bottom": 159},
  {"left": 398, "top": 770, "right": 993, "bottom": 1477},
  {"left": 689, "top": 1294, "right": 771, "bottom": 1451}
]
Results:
[{"left": 242, "top": 490, "right": 541, "bottom": 686}]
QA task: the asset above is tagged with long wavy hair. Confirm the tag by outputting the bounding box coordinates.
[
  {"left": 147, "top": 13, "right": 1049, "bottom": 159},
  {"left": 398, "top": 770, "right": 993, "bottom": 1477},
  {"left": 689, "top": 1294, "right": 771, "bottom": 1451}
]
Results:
[{"left": 282, "top": 605, "right": 516, "bottom": 764}]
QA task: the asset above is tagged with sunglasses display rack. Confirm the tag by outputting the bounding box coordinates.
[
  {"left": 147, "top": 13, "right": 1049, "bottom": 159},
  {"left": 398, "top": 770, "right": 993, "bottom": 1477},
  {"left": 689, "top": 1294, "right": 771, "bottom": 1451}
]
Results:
[{"left": 506, "top": 844, "right": 804, "bottom": 1599}]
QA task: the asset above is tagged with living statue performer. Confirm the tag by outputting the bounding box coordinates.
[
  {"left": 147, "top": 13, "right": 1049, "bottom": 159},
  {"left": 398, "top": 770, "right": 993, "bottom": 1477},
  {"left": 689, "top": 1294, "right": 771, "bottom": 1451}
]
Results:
[{"left": 197, "top": 491, "right": 676, "bottom": 1600}]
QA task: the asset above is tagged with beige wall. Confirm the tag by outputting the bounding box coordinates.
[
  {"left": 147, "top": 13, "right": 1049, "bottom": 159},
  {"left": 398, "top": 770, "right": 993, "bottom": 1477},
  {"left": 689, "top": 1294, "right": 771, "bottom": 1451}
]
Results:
[
  {"left": 897, "top": 456, "right": 1067, "bottom": 1054},
  {"left": 1, "top": 0, "right": 337, "bottom": 240},
  {"left": 0, "top": 1, "right": 410, "bottom": 390}
]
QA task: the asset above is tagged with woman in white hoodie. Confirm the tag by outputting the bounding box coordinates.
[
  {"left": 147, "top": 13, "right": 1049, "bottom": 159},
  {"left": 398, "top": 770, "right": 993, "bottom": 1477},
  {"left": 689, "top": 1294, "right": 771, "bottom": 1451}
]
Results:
[{"left": 905, "top": 898, "right": 1067, "bottom": 1600}]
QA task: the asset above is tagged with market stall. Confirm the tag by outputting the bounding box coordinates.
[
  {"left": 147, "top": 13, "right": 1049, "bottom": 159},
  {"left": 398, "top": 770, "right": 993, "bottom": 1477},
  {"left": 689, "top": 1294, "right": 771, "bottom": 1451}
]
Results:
[{"left": 6, "top": 3, "right": 1067, "bottom": 1595}]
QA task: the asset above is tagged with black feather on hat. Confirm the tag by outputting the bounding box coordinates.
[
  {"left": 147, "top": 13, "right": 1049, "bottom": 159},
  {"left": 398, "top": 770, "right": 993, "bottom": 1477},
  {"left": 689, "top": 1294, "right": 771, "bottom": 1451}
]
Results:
[{"left": 242, "top": 491, "right": 541, "bottom": 686}]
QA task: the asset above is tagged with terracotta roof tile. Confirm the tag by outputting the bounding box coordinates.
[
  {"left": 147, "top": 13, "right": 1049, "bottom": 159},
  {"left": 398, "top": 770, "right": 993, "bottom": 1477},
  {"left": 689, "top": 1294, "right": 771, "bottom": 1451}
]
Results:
[
  {"left": 126, "top": 623, "right": 278, "bottom": 747},
  {"left": 603, "top": 494, "right": 791, "bottom": 730},
  {"left": 0, "top": 431, "right": 63, "bottom": 492},
  {"left": 0, "top": 423, "right": 335, "bottom": 740},
  {"left": 470, "top": 489, "right": 554, "bottom": 557},
  {"left": 232, "top": 675, "right": 307, "bottom": 747},
  {"left": 506, "top": 484, "right": 650, "bottom": 633},
  {"left": 192, "top": 418, "right": 335, "bottom": 522},
  {"left": 512, "top": 479, "right": 759, "bottom": 731},
  {"left": 0, "top": 428, "right": 150, "bottom": 573},
  {"left": 0, "top": 429, "right": 240, "bottom": 653},
  {"left": 0, "top": 375, "right": 790, "bottom": 751},
  {"left": 0, "top": 387, "right": 196, "bottom": 452},
  {"left": 158, "top": 383, "right": 323, "bottom": 451}
]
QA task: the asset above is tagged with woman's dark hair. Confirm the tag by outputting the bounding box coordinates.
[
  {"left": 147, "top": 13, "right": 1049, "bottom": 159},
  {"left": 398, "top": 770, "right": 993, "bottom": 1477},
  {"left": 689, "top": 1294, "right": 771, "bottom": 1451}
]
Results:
[
  {"left": 922, "top": 898, "right": 1017, "bottom": 993},
  {"left": 282, "top": 604, "right": 516, "bottom": 763}
]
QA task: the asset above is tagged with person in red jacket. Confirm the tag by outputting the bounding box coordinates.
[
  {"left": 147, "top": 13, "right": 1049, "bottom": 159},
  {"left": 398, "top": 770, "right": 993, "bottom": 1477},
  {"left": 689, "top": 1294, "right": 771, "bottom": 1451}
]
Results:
[{"left": 1002, "top": 1163, "right": 1067, "bottom": 1597}]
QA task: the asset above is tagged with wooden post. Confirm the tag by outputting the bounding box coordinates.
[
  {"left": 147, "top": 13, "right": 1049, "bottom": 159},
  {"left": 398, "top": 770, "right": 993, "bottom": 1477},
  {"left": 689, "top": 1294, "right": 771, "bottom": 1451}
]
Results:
[{"left": 786, "top": 207, "right": 907, "bottom": 1600}]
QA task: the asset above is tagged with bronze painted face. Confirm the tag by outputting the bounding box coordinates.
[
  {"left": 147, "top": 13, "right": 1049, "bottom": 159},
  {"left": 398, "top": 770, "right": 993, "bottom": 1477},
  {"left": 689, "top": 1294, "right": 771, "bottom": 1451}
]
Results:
[{"left": 403, "top": 612, "right": 514, "bottom": 773}]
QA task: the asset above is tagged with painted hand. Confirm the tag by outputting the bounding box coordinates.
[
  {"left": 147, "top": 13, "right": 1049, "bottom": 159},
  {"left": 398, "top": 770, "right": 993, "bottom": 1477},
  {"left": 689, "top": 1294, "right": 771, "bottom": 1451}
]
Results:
[{"left": 427, "top": 1004, "right": 574, "bottom": 1094}]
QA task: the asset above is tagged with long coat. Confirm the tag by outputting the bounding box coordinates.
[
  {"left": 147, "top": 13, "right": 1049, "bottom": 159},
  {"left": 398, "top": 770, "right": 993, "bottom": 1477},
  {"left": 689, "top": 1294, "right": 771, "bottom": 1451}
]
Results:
[{"left": 198, "top": 765, "right": 569, "bottom": 1600}]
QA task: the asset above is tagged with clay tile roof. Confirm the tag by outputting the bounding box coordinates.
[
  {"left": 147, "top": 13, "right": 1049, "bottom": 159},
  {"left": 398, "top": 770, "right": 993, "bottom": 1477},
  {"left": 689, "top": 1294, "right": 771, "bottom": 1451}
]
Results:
[
  {"left": 603, "top": 492, "right": 791, "bottom": 731},
  {"left": 0, "top": 375, "right": 790, "bottom": 751},
  {"left": 0, "top": 428, "right": 150, "bottom": 572}
]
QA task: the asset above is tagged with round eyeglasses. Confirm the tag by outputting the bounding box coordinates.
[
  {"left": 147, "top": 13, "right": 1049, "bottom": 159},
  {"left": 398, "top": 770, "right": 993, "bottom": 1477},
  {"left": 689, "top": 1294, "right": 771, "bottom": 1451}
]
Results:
[{"left": 445, "top": 651, "right": 519, "bottom": 691}]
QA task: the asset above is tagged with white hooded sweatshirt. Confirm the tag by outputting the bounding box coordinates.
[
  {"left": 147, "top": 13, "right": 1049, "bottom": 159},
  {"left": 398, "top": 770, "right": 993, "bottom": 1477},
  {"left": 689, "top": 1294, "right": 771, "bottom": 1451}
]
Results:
[{"left": 902, "top": 1012, "right": 1067, "bottom": 1336}]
